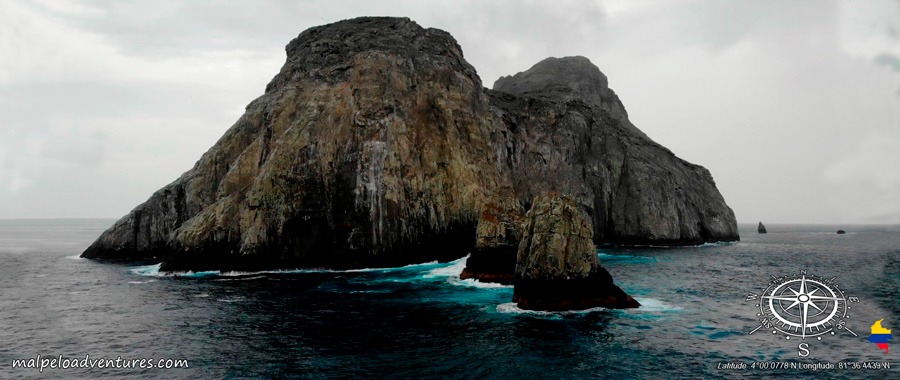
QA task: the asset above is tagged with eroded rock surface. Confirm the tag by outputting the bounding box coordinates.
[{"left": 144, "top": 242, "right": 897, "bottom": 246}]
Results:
[
  {"left": 489, "top": 56, "right": 738, "bottom": 246},
  {"left": 513, "top": 194, "right": 639, "bottom": 310}
]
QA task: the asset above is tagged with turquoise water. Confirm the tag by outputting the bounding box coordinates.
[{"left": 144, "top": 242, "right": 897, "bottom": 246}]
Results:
[{"left": 0, "top": 220, "right": 897, "bottom": 378}]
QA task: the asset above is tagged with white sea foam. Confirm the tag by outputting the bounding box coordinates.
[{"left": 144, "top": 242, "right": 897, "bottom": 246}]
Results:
[
  {"left": 421, "top": 256, "right": 468, "bottom": 279},
  {"left": 348, "top": 289, "right": 392, "bottom": 294},
  {"left": 212, "top": 260, "right": 442, "bottom": 277},
  {"left": 64, "top": 254, "right": 84, "bottom": 260},
  {"left": 129, "top": 259, "right": 447, "bottom": 278},
  {"left": 496, "top": 297, "right": 680, "bottom": 316},
  {"left": 448, "top": 278, "right": 512, "bottom": 289},
  {"left": 174, "top": 270, "right": 219, "bottom": 278},
  {"left": 495, "top": 302, "right": 607, "bottom": 316},
  {"left": 213, "top": 268, "right": 323, "bottom": 276},
  {"left": 346, "top": 260, "right": 441, "bottom": 272},
  {"left": 630, "top": 297, "right": 682, "bottom": 313},
  {"left": 419, "top": 256, "right": 511, "bottom": 288},
  {"left": 128, "top": 264, "right": 222, "bottom": 278},
  {"left": 128, "top": 263, "right": 163, "bottom": 276},
  {"left": 697, "top": 241, "right": 734, "bottom": 247},
  {"left": 214, "top": 275, "right": 267, "bottom": 281},
  {"left": 127, "top": 279, "right": 156, "bottom": 284}
]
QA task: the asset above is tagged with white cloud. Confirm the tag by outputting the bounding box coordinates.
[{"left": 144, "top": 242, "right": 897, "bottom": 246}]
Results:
[
  {"left": 0, "top": 1, "right": 283, "bottom": 86},
  {"left": 824, "top": 133, "right": 900, "bottom": 223},
  {"left": 31, "top": 0, "right": 105, "bottom": 16},
  {"left": 839, "top": 0, "right": 900, "bottom": 60},
  {"left": 0, "top": 132, "right": 41, "bottom": 194}
]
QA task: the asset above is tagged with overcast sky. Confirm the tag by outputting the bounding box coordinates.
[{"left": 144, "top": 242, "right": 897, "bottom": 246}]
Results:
[{"left": 1, "top": 0, "right": 899, "bottom": 224}]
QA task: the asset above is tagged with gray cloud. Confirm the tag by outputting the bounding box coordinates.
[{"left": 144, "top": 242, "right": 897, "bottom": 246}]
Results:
[
  {"left": 33, "top": 0, "right": 301, "bottom": 57},
  {"left": 875, "top": 53, "right": 900, "bottom": 72}
]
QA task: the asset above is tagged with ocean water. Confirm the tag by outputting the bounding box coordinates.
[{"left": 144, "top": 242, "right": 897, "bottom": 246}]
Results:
[{"left": 0, "top": 219, "right": 898, "bottom": 379}]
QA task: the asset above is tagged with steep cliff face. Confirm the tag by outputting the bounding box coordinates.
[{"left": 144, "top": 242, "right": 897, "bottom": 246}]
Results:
[
  {"left": 83, "top": 17, "right": 520, "bottom": 271},
  {"left": 489, "top": 56, "right": 738, "bottom": 246},
  {"left": 82, "top": 17, "right": 738, "bottom": 272}
]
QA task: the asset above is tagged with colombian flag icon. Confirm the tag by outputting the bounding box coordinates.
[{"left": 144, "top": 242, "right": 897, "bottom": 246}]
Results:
[{"left": 868, "top": 319, "right": 893, "bottom": 354}]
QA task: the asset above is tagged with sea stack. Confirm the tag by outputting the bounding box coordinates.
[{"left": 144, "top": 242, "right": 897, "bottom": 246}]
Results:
[
  {"left": 513, "top": 194, "right": 639, "bottom": 310},
  {"left": 758, "top": 222, "right": 767, "bottom": 234},
  {"left": 81, "top": 17, "right": 739, "bottom": 274}
]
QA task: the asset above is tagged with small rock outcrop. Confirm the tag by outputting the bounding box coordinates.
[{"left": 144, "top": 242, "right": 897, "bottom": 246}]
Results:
[
  {"left": 513, "top": 194, "right": 639, "bottom": 310},
  {"left": 81, "top": 17, "right": 739, "bottom": 274},
  {"left": 836, "top": 230, "right": 846, "bottom": 234},
  {"left": 459, "top": 201, "right": 522, "bottom": 284},
  {"left": 758, "top": 222, "right": 767, "bottom": 234}
]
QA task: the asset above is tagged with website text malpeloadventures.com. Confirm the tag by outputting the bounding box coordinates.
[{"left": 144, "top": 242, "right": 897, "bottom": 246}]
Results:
[{"left": 11, "top": 354, "right": 188, "bottom": 373}]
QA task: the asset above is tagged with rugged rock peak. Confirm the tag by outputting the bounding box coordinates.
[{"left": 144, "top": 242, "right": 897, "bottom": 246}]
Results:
[
  {"left": 513, "top": 194, "right": 639, "bottom": 310},
  {"left": 495, "top": 56, "right": 608, "bottom": 92},
  {"left": 267, "top": 16, "right": 480, "bottom": 91},
  {"left": 81, "top": 17, "right": 739, "bottom": 274},
  {"left": 493, "top": 56, "right": 628, "bottom": 120}
]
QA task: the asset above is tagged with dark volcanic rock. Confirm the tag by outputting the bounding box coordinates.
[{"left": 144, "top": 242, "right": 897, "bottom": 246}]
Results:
[
  {"left": 494, "top": 56, "right": 630, "bottom": 122},
  {"left": 836, "top": 230, "right": 846, "bottom": 234},
  {"left": 513, "top": 194, "right": 639, "bottom": 310},
  {"left": 459, "top": 200, "right": 522, "bottom": 284},
  {"left": 83, "top": 17, "right": 520, "bottom": 271},
  {"left": 489, "top": 56, "right": 738, "bottom": 246},
  {"left": 82, "top": 17, "right": 739, "bottom": 273},
  {"left": 758, "top": 222, "right": 767, "bottom": 234}
]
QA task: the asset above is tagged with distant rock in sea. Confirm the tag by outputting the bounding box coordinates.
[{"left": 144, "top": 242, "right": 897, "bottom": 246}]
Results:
[
  {"left": 758, "top": 222, "right": 767, "bottom": 234},
  {"left": 512, "top": 194, "right": 639, "bottom": 310},
  {"left": 837, "top": 230, "right": 846, "bottom": 234},
  {"left": 81, "top": 17, "right": 739, "bottom": 274}
]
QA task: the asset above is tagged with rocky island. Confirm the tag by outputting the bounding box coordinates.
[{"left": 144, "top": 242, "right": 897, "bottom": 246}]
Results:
[{"left": 82, "top": 17, "right": 738, "bottom": 309}]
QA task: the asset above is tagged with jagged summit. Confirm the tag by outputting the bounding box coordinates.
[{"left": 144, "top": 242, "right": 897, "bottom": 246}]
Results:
[
  {"left": 266, "top": 17, "right": 480, "bottom": 91},
  {"left": 494, "top": 56, "right": 628, "bottom": 121},
  {"left": 495, "top": 56, "right": 608, "bottom": 95}
]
